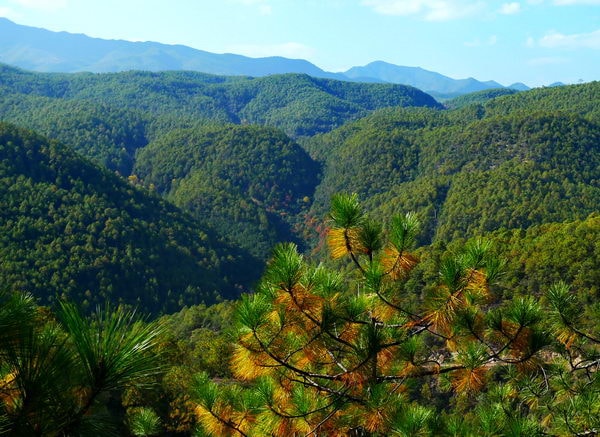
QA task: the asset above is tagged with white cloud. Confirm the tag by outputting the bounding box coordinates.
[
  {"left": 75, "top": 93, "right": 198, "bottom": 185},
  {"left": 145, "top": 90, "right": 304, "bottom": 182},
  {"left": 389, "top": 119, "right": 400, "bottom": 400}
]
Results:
[
  {"left": 0, "top": 7, "right": 15, "bottom": 17},
  {"left": 12, "top": 0, "right": 67, "bottom": 9},
  {"left": 361, "top": 0, "right": 485, "bottom": 21},
  {"left": 227, "top": 42, "right": 316, "bottom": 60},
  {"left": 528, "top": 56, "right": 569, "bottom": 65},
  {"left": 536, "top": 29, "right": 600, "bottom": 49},
  {"left": 499, "top": 2, "right": 522, "bottom": 14}
]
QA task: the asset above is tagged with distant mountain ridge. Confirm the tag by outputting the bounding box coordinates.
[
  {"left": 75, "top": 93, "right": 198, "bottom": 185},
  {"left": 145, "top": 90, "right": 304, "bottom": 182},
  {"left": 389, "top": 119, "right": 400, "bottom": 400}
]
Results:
[
  {"left": 0, "top": 17, "right": 529, "bottom": 97},
  {"left": 0, "top": 17, "right": 337, "bottom": 78},
  {"left": 344, "top": 61, "right": 528, "bottom": 98}
]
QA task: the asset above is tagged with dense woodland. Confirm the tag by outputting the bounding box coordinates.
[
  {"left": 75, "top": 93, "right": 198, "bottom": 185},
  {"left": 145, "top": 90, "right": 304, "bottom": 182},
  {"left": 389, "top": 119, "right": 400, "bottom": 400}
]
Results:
[{"left": 0, "top": 64, "right": 598, "bottom": 435}]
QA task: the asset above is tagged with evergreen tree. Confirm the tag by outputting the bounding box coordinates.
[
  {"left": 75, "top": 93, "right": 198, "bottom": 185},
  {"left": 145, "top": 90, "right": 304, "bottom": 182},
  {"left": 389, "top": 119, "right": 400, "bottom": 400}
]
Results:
[
  {"left": 193, "top": 194, "right": 554, "bottom": 436},
  {"left": 0, "top": 293, "right": 164, "bottom": 436}
]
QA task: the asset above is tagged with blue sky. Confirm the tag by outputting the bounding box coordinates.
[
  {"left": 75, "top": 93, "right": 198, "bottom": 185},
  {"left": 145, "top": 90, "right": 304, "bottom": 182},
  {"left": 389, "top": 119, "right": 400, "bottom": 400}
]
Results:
[{"left": 0, "top": 0, "right": 598, "bottom": 86}]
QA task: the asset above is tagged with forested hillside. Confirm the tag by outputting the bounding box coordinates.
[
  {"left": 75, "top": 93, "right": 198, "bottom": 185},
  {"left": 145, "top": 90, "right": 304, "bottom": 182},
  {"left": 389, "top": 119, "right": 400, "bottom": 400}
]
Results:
[
  {"left": 0, "top": 64, "right": 598, "bottom": 435},
  {"left": 0, "top": 66, "right": 598, "bottom": 305},
  {"left": 307, "top": 81, "right": 600, "bottom": 244},
  {"left": 0, "top": 64, "right": 440, "bottom": 148},
  {"left": 1, "top": 66, "right": 598, "bottom": 297},
  {"left": 445, "top": 87, "right": 519, "bottom": 109},
  {"left": 134, "top": 124, "right": 320, "bottom": 257},
  {"left": 0, "top": 122, "right": 259, "bottom": 314}
]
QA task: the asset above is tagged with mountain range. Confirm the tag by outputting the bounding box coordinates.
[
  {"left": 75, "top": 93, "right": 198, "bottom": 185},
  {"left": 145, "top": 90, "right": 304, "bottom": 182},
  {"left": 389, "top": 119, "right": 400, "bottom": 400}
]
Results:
[
  {"left": 0, "top": 17, "right": 528, "bottom": 98},
  {"left": 1, "top": 65, "right": 597, "bottom": 311}
]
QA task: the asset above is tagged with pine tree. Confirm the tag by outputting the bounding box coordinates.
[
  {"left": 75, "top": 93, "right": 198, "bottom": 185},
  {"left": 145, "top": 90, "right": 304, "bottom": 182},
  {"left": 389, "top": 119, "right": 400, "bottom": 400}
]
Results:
[
  {"left": 0, "top": 294, "right": 164, "bottom": 436},
  {"left": 193, "top": 193, "right": 554, "bottom": 436}
]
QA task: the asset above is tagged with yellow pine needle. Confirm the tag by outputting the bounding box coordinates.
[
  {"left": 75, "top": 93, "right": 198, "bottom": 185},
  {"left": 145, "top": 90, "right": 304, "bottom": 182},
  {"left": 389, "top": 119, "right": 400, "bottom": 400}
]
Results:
[
  {"left": 195, "top": 404, "right": 238, "bottom": 437},
  {"left": 293, "top": 351, "right": 314, "bottom": 370},
  {"left": 274, "top": 285, "right": 324, "bottom": 324},
  {"left": 381, "top": 247, "right": 418, "bottom": 280},
  {"left": 256, "top": 410, "right": 309, "bottom": 437},
  {"left": 510, "top": 327, "right": 531, "bottom": 354},
  {"left": 501, "top": 320, "right": 520, "bottom": 337},
  {"left": 399, "top": 361, "right": 418, "bottom": 377},
  {"left": 302, "top": 343, "right": 328, "bottom": 366},
  {"left": 294, "top": 293, "right": 324, "bottom": 322},
  {"left": 273, "top": 417, "right": 297, "bottom": 437},
  {"left": 290, "top": 420, "right": 312, "bottom": 437},
  {"left": 516, "top": 356, "right": 541, "bottom": 374},
  {"left": 445, "top": 337, "right": 459, "bottom": 352},
  {"left": 339, "top": 323, "right": 361, "bottom": 343},
  {"left": 0, "top": 372, "right": 19, "bottom": 411},
  {"left": 266, "top": 309, "right": 282, "bottom": 328},
  {"left": 231, "top": 344, "right": 274, "bottom": 380},
  {"left": 372, "top": 302, "right": 397, "bottom": 322},
  {"left": 541, "top": 412, "right": 554, "bottom": 428},
  {"left": 425, "top": 306, "right": 455, "bottom": 337},
  {"left": 273, "top": 292, "right": 291, "bottom": 307},
  {"left": 0, "top": 371, "right": 16, "bottom": 390},
  {"left": 319, "top": 409, "right": 353, "bottom": 436},
  {"left": 556, "top": 328, "right": 577, "bottom": 349},
  {"left": 425, "top": 286, "right": 465, "bottom": 335},
  {"left": 327, "top": 227, "right": 364, "bottom": 259},
  {"left": 273, "top": 386, "right": 293, "bottom": 407},
  {"left": 231, "top": 410, "right": 256, "bottom": 435},
  {"left": 524, "top": 392, "right": 540, "bottom": 410},
  {"left": 274, "top": 286, "right": 304, "bottom": 311},
  {"left": 465, "top": 268, "right": 490, "bottom": 301}
]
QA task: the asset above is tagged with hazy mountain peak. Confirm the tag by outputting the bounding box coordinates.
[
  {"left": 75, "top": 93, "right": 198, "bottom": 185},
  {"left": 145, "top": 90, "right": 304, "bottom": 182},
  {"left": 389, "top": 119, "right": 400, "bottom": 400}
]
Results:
[
  {"left": 0, "top": 17, "right": 529, "bottom": 97},
  {"left": 344, "top": 62, "right": 510, "bottom": 98}
]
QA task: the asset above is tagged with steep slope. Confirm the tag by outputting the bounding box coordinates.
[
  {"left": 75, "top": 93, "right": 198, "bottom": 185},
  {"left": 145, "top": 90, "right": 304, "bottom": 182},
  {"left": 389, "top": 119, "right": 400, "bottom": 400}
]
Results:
[
  {"left": 493, "top": 214, "right": 600, "bottom": 300},
  {"left": 306, "top": 82, "right": 600, "bottom": 244},
  {"left": 0, "top": 92, "right": 147, "bottom": 175},
  {"left": 430, "top": 113, "right": 600, "bottom": 241},
  {"left": 134, "top": 124, "right": 320, "bottom": 258},
  {"left": 0, "top": 123, "right": 259, "bottom": 314}
]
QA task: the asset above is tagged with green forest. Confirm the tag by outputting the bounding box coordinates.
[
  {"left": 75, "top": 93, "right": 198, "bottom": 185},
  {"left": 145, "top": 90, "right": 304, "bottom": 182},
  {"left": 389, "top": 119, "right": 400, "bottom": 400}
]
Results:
[{"left": 0, "top": 64, "right": 598, "bottom": 435}]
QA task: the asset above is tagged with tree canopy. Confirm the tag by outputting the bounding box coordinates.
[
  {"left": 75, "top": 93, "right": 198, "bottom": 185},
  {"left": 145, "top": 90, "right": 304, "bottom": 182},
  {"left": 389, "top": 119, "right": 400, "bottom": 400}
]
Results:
[{"left": 0, "top": 122, "right": 257, "bottom": 314}]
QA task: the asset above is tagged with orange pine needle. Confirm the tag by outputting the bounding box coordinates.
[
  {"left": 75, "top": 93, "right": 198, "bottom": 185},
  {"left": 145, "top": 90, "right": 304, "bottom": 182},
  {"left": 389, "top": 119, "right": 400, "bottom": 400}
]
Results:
[
  {"left": 452, "top": 367, "right": 487, "bottom": 393},
  {"left": 381, "top": 247, "right": 418, "bottom": 280}
]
